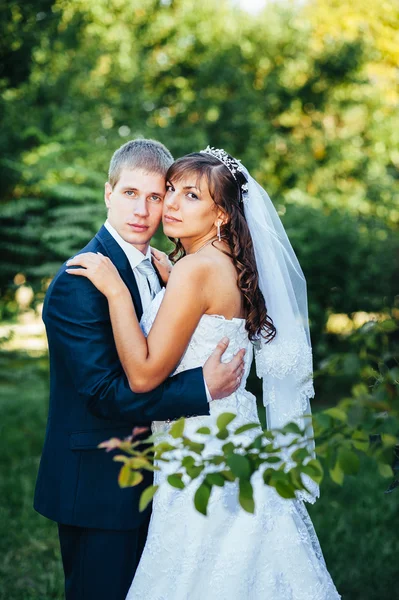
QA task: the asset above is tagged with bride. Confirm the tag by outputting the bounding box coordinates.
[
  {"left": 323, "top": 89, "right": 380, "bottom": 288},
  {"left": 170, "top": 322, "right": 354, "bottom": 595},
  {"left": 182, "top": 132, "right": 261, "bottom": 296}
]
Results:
[{"left": 66, "top": 147, "right": 341, "bottom": 599}]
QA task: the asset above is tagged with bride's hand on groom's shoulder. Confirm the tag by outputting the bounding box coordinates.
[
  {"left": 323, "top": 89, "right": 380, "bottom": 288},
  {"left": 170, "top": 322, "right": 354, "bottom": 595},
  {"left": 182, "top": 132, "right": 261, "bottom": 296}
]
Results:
[
  {"left": 66, "top": 252, "right": 127, "bottom": 298},
  {"left": 151, "top": 247, "right": 173, "bottom": 284}
]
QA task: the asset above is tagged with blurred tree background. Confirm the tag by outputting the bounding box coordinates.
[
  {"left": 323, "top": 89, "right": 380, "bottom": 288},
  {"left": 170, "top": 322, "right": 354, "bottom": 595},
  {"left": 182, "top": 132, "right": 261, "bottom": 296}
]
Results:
[{"left": 0, "top": 0, "right": 397, "bottom": 598}]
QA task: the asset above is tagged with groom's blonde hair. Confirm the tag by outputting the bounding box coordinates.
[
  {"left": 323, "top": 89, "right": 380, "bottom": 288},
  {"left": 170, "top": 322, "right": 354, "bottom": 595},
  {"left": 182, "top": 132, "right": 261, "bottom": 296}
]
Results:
[{"left": 108, "top": 138, "right": 174, "bottom": 188}]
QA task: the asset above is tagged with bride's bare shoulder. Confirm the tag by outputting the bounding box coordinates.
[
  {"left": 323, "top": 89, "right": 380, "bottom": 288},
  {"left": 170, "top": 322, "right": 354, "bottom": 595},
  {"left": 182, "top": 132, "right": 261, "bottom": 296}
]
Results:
[{"left": 167, "top": 253, "right": 214, "bottom": 285}]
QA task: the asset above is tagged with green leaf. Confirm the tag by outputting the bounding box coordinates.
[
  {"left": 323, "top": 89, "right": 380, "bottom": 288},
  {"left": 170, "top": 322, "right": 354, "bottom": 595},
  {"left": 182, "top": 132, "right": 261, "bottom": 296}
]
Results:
[
  {"left": 194, "top": 483, "right": 211, "bottom": 516},
  {"left": 155, "top": 442, "right": 175, "bottom": 454},
  {"left": 222, "top": 441, "right": 235, "bottom": 455},
  {"left": 381, "top": 434, "right": 398, "bottom": 448},
  {"left": 263, "top": 468, "right": 274, "bottom": 485},
  {"left": 378, "top": 463, "right": 394, "bottom": 478},
  {"left": 126, "top": 457, "right": 152, "bottom": 469},
  {"left": 329, "top": 461, "right": 344, "bottom": 486},
  {"left": 315, "top": 442, "right": 328, "bottom": 458},
  {"left": 352, "top": 383, "right": 369, "bottom": 398},
  {"left": 205, "top": 473, "right": 225, "bottom": 487},
  {"left": 216, "top": 428, "right": 229, "bottom": 440},
  {"left": 264, "top": 442, "right": 280, "bottom": 453},
  {"left": 281, "top": 422, "right": 303, "bottom": 435},
  {"left": 113, "top": 454, "right": 129, "bottom": 464},
  {"left": 118, "top": 465, "right": 143, "bottom": 488},
  {"left": 337, "top": 447, "right": 360, "bottom": 476},
  {"left": 292, "top": 447, "right": 309, "bottom": 464},
  {"left": 196, "top": 426, "right": 211, "bottom": 435},
  {"left": 302, "top": 459, "right": 324, "bottom": 485},
  {"left": 324, "top": 407, "right": 348, "bottom": 422},
  {"left": 216, "top": 412, "right": 236, "bottom": 430},
  {"left": 220, "top": 470, "right": 235, "bottom": 482},
  {"left": 139, "top": 485, "right": 159, "bottom": 512},
  {"left": 379, "top": 319, "right": 397, "bottom": 333},
  {"left": 264, "top": 456, "right": 281, "bottom": 463},
  {"left": 209, "top": 455, "right": 225, "bottom": 466},
  {"left": 186, "top": 465, "right": 205, "bottom": 479},
  {"left": 239, "top": 479, "right": 255, "bottom": 513},
  {"left": 249, "top": 435, "right": 264, "bottom": 450},
  {"left": 182, "top": 438, "right": 205, "bottom": 454},
  {"left": 167, "top": 474, "right": 185, "bottom": 489},
  {"left": 234, "top": 423, "right": 259, "bottom": 435},
  {"left": 315, "top": 412, "right": 332, "bottom": 430},
  {"left": 268, "top": 470, "right": 287, "bottom": 484},
  {"left": 182, "top": 455, "right": 195, "bottom": 468},
  {"left": 227, "top": 454, "right": 251, "bottom": 478},
  {"left": 169, "top": 418, "right": 185, "bottom": 439},
  {"left": 275, "top": 480, "right": 296, "bottom": 499},
  {"left": 289, "top": 468, "right": 306, "bottom": 492},
  {"left": 352, "top": 431, "right": 369, "bottom": 452}
]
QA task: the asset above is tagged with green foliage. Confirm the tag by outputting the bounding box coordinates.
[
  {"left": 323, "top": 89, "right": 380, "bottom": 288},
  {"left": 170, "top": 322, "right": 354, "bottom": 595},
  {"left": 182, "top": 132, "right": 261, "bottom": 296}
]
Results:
[
  {"left": 238, "top": 479, "right": 255, "bottom": 514},
  {"left": 1, "top": 0, "right": 398, "bottom": 340},
  {"left": 139, "top": 484, "right": 159, "bottom": 512},
  {"left": 167, "top": 473, "right": 185, "bottom": 489},
  {"left": 0, "top": 351, "right": 63, "bottom": 599},
  {"left": 194, "top": 482, "right": 211, "bottom": 516},
  {"left": 102, "top": 314, "right": 398, "bottom": 518},
  {"left": 0, "top": 161, "right": 105, "bottom": 318},
  {"left": 284, "top": 206, "right": 399, "bottom": 335},
  {"left": 313, "top": 315, "right": 399, "bottom": 492},
  {"left": 169, "top": 417, "right": 185, "bottom": 439}
]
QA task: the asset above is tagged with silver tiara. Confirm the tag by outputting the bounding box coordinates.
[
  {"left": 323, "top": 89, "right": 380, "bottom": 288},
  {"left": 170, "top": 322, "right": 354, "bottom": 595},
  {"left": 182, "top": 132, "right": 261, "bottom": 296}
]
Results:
[{"left": 200, "top": 146, "right": 249, "bottom": 194}]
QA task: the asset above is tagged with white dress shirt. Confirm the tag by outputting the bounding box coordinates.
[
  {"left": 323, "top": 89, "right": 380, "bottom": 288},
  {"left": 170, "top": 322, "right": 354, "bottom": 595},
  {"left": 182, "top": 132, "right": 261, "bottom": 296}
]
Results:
[
  {"left": 104, "top": 221, "right": 212, "bottom": 402},
  {"left": 104, "top": 220, "right": 159, "bottom": 312}
]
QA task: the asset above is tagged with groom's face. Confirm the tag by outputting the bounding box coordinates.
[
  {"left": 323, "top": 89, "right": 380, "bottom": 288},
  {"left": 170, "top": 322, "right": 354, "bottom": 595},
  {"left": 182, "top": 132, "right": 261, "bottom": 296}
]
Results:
[{"left": 105, "top": 168, "right": 165, "bottom": 252}]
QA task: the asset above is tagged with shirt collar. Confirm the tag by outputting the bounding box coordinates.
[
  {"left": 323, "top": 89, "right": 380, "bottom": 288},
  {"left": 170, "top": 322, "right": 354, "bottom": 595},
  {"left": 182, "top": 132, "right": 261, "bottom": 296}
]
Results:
[{"left": 104, "top": 220, "right": 151, "bottom": 269}]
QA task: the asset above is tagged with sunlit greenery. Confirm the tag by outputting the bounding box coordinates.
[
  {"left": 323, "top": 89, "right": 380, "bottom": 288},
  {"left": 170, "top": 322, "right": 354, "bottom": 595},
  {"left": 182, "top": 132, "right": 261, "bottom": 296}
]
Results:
[{"left": 1, "top": 0, "right": 398, "bottom": 330}]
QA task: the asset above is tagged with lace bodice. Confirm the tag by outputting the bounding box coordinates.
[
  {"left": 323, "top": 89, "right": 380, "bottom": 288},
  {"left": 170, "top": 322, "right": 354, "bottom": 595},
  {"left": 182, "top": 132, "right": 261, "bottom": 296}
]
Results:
[
  {"left": 140, "top": 289, "right": 257, "bottom": 428},
  {"left": 141, "top": 288, "right": 253, "bottom": 377}
]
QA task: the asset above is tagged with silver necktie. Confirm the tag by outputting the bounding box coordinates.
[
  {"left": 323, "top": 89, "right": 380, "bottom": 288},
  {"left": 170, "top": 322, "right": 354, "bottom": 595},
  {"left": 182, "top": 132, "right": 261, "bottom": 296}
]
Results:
[{"left": 136, "top": 258, "right": 161, "bottom": 299}]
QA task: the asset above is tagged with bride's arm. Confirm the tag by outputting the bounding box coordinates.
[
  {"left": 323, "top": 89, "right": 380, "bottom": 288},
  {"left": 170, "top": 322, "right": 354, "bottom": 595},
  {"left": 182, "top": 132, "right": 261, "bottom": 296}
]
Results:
[
  {"left": 66, "top": 252, "right": 210, "bottom": 393},
  {"left": 109, "top": 256, "right": 209, "bottom": 392}
]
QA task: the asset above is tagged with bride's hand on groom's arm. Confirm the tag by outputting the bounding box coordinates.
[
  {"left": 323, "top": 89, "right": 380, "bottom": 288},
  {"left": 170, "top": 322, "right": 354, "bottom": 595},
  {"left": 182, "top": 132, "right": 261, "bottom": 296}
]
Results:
[
  {"left": 151, "top": 247, "right": 173, "bottom": 284},
  {"left": 203, "top": 337, "right": 246, "bottom": 401},
  {"left": 66, "top": 252, "right": 127, "bottom": 299}
]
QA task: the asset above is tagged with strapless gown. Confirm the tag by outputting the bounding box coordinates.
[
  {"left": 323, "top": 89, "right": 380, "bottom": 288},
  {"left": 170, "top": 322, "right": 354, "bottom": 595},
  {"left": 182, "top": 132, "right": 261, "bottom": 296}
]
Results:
[{"left": 126, "top": 290, "right": 340, "bottom": 600}]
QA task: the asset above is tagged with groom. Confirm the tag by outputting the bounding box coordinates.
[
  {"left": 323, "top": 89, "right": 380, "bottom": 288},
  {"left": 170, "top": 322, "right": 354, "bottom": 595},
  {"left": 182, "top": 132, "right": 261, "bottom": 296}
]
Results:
[{"left": 34, "top": 139, "right": 245, "bottom": 600}]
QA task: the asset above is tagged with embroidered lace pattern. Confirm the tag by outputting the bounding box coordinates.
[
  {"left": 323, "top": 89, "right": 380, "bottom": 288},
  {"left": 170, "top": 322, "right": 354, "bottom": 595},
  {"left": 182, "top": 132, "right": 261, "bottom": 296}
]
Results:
[{"left": 254, "top": 328, "right": 315, "bottom": 410}]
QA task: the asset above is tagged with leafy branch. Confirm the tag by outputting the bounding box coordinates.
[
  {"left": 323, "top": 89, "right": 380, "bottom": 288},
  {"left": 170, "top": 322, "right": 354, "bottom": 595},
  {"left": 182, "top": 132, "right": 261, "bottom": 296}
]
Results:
[{"left": 100, "top": 317, "right": 399, "bottom": 516}]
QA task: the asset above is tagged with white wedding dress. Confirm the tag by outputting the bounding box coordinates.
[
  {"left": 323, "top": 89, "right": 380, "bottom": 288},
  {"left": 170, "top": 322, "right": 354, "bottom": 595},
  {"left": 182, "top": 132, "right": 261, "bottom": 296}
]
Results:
[{"left": 126, "top": 289, "right": 341, "bottom": 600}]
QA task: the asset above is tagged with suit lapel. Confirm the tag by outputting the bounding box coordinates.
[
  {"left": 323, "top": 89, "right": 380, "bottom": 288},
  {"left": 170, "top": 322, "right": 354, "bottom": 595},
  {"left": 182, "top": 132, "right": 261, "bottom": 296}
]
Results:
[{"left": 95, "top": 226, "right": 143, "bottom": 320}]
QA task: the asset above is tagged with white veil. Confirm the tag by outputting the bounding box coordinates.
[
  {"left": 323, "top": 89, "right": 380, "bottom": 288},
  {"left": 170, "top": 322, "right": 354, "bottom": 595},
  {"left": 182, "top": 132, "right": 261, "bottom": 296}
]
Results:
[
  {"left": 242, "top": 167, "right": 319, "bottom": 503},
  {"left": 201, "top": 147, "right": 319, "bottom": 503}
]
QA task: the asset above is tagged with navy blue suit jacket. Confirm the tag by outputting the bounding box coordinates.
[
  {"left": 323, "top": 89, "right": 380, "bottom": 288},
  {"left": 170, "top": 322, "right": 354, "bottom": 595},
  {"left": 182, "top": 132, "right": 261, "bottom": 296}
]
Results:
[{"left": 34, "top": 226, "right": 209, "bottom": 530}]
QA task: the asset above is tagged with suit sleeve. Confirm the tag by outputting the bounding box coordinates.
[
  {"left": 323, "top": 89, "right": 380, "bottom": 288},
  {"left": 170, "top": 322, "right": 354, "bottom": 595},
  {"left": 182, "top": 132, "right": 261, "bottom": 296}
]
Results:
[{"left": 44, "top": 269, "right": 210, "bottom": 423}]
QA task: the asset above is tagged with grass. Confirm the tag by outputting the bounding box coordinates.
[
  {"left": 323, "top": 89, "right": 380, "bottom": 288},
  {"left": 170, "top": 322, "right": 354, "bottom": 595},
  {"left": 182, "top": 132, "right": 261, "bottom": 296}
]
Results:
[
  {"left": 0, "top": 352, "right": 63, "bottom": 599},
  {"left": 0, "top": 351, "right": 397, "bottom": 599}
]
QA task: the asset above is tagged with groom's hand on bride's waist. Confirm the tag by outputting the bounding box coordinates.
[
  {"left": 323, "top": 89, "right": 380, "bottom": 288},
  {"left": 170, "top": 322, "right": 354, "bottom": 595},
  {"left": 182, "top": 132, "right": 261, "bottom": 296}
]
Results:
[{"left": 203, "top": 337, "right": 246, "bottom": 401}]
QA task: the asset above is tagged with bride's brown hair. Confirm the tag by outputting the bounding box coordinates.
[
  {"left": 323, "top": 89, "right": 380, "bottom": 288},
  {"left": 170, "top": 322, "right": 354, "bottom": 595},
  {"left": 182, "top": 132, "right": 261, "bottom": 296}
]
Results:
[{"left": 166, "top": 152, "right": 276, "bottom": 342}]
